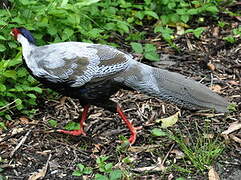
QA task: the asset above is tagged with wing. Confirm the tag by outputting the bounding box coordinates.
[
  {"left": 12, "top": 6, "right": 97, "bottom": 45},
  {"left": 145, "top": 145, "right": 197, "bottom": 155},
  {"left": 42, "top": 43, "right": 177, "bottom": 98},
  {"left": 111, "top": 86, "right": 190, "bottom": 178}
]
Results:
[{"left": 29, "top": 42, "right": 131, "bottom": 87}]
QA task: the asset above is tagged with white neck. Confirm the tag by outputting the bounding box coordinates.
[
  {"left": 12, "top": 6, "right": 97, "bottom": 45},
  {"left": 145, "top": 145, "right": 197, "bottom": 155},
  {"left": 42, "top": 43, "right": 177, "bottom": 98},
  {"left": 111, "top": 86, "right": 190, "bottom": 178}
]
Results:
[{"left": 17, "top": 34, "right": 36, "bottom": 60}]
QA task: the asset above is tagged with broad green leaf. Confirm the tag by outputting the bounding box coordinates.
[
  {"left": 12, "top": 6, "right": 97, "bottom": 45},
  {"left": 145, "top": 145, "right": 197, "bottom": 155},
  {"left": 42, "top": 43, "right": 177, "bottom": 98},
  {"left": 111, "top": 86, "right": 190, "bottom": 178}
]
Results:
[
  {"left": 15, "top": 98, "right": 22, "bottom": 106},
  {"left": 181, "top": 15, "right": 189, "bottom": 23},
  {"left": 187, "top": 9, "right": 198, "bottom": 15},
  {"left": 168, "top": 2, "right": 176, "bottom": 9},
  {"left": 0, "top": 44, "right": 6, "bottom": 52},
  {"left": 83, "top": 167, "right": 92, "bottom": 174},
  {"left": 72, "top": 170, "right": 82, "bottom": 176},
  {"left": 109, "top": 170, "right": 122, "bottom": 180},
  {"left": 0, "top": 84, "right": 6, "bottom": 92},
  {"left": 0, "top": 122, "right": 7, "bottom": 130},
  {"left": 0, "top": 20, "right": 7, "bottom": 26},
  {"left": 27, "top": 94, "right": 37, "bottom": 99},
  {"left": 156, "top": 111, "right": 180, "bottom": 128},
  {"left": 15, "top": 98, "right": 23, "bottom": 110},
  {"left": 144, "top": 11, "right": 159, "bottom": 19},
  {"left": 144, "top": 44, "right": 156, "bottom": 52},
  {"left": 206, "top": 6, "right": 218, "bottom": 14},
  {"left": 61, "top": 0, "right": 69, "bottom": 7},
  {"left": 95, "top": 174, "right": 109, "bottom": 180},
  {"left": 8, "top": 42, "right": 17, "bottom": 49},
  {"left": 104, "top": 23, "right": 116, "bottom": 30},
  {"left": 135, "top": 11, "right": 145, "bottom": 20},
  {"left": 0, "top": 35, "right": 6, "bottom": 40},
  {"left": 48, "top": 25, "right": 58, "bottom": 36},
  {"left": 62, "top": 28, "right": 74, "bottom": 40},
  {"left": 117, "top": 23, "right": 129, "bottom": 33},
  {"left": 76, "top": 0, "right": 100, "bottom": 7},
  {"left": 130, "top": 42, "right": 143, "bottom": 54},
  {"left": 17, "top": 68, "right": 28, "bottom": 77},
  {"left": 30, "top": 87, "right": 42, "bottom": 93},
  {"left": 144, "top": 52, "right": 160, "bottom": 61},
  {"left": 104, "top": 163, "right": 113, "bottom": 172},
  {"left": 19, "top": 0, "right": 37, "bottom": 5},
  {"left": 193, "top": 27, "right": 205, "bottom": 38},
  {"left": 3, "top": 70, "right": 16, "bottom": 80},
  {"left": 64, "top": 121, "right": 80, "bottom": 130},
  {"left": 151, "top": 128, "right": 167, "bottom": 137},
  {"left": 87, "top": 28, "right": 104, "bottom": 38},
  {"left": 48, "top": 120, "right": 58, "bottom": 127},
  {"left": 77, "top": 163, "right": 85, "bottom": 171}
]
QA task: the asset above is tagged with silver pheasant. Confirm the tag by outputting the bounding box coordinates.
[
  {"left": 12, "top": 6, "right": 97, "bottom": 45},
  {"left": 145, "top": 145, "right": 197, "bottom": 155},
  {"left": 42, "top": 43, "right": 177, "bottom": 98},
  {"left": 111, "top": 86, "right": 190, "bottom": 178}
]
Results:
[{"left": 12, "top": 27, "right": 228, "bottom": 144}]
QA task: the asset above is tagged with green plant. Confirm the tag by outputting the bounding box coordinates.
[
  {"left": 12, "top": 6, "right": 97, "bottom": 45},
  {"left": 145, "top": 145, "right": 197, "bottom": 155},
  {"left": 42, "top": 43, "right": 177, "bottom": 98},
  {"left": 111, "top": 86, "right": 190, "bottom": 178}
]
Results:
[
  {"left": 64, "top": 121, "right": 80, "bottom": 130},
  {"left": 72, "top": 163, "right": 92, "bottom": 177},
  {"left": 0, "top": 52, "right": 41, "bottom": 119},
  {"left": 48, "top": 119, "right": 58, "bottom": 127},
  {"left": 223, "top": 26, "right": 241, "bottom": 43},
  {"left": 151, "top": 128, "right": 225, "bottom": 172},
  {"left": 131, "top": 42, "right": 160, "bottom": 61},
  {"left": 95, "top": 156, "right": 122, "bottom": 180},
  {"left": 185, "top": 27, "right": 206, "bottom": 38}
]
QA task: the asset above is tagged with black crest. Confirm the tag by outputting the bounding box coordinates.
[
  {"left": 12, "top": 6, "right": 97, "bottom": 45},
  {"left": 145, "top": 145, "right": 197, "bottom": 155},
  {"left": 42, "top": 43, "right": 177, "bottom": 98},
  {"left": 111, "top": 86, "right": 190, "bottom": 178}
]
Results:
[{"left": 18, "top": 27, "right": 36, "bottom": 44}]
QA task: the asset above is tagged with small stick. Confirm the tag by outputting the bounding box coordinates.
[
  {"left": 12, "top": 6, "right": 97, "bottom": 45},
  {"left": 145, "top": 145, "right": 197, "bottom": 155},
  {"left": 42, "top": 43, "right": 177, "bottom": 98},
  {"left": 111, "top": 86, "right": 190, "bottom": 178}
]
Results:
[{"left": 10, "top": 130, "right": 31, "bottom": 158}]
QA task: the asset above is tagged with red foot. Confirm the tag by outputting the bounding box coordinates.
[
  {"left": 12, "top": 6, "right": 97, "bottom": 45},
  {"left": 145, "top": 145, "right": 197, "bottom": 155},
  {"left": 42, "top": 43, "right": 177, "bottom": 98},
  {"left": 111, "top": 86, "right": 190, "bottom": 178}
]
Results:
[
  {"left": 57, "top": 129, "right": 86, "bottom": 136},
  {"left": 128, "top": 126, "right": 142, "bottom": 144},
  {"left": 57, "top": 105, "right": 90, "bottom": 137},
  {"left": 117, "top": 105, "right": 142, "bottom": 145}
]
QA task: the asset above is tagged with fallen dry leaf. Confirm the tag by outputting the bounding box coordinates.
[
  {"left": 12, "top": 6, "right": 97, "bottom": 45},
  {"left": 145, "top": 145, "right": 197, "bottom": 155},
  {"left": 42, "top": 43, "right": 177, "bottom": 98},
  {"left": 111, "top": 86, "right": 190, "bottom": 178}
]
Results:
[
  {"left": 19, "top": 117, "right": 30, "bottom": 124},
  {"left": 170, "top": 149, "right": 185, "bottom": 159},
  {"left": 211, "top": 85, "right": 222, "bottom": 93},
  {"left": 11, "top": 127, "right": 25, "bottom": 136},
  {"left": 229, "top": 134, "right": 241, "bottom": 145},
  {"left": 212, "top": 27, "right": 219, "bottom": 37},
  {"left": 228, "top": 80, "right": 240, "bottom": 86},
  {"left": 221, "top": 122, "right": 241, "bottom": 135},
  {"left": 208, "top": 166, "right": 220, "bottom": 180},
  {"left": 156, "top": 111, "right": 180, "bottom": 128},
  {"left": 132, "top": 157, "right": 165, "bottom": 172},
  {"left": 207, "top": 63, "right": 216, "bottom": 71}
]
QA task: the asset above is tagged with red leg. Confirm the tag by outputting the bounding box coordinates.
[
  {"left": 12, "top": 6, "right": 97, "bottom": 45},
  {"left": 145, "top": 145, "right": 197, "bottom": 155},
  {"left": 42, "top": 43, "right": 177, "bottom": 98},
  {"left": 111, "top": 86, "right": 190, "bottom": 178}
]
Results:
[
  {"left": 57, "top": 105, "right": 90, "bottom": 136},
  {"left": 117, "top": 105, "right": 142, "bottom": 144}
]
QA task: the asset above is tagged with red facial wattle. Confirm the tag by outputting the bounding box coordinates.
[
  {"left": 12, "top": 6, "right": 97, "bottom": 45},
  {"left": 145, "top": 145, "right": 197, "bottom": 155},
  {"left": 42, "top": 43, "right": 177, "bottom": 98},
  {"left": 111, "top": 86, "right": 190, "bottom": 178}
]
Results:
[{"left": 11, "top": 28, "right": 20, "bottom": 39}]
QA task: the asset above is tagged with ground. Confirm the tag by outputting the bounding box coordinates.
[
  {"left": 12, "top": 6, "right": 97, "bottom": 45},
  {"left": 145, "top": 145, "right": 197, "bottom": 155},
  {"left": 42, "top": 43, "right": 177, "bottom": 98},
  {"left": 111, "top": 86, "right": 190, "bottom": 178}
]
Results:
[{"left": 0, "top": 14, "right": 241, "bottom": 180}]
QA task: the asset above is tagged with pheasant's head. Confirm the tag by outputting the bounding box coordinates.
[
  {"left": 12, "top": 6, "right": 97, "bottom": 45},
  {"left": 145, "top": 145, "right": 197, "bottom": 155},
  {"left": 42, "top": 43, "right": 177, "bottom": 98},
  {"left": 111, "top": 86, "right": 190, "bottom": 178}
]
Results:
[{"left": 11, "top": 27, "right": 35, "bottom": 44}]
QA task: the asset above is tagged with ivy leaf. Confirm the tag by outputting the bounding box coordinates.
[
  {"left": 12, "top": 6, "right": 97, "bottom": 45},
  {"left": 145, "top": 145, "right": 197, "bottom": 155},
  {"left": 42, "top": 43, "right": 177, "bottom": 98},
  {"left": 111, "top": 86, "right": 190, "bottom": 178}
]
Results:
[{"left": 130, "top": 42, "right": 143, "bottom": 53}]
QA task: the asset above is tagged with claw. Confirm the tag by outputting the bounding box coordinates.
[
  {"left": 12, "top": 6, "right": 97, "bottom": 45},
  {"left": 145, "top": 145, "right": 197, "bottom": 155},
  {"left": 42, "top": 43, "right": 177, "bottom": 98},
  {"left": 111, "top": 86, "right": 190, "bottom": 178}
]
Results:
[
  {"left": 57, "top": 129, "right": 86, "bottom": 136},
  {"left": 57, "top": 105, "right": 90, "bottom": 137},
  {"left": 128, "top": 126, "right": 142, "bottom": 144}
]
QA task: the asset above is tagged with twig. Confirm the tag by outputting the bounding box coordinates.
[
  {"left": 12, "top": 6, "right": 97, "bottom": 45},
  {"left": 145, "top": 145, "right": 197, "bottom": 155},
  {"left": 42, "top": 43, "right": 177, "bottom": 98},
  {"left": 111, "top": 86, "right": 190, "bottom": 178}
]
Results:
[
  {"left": 161, "top": 143, "right": 175, "bottom": 167},
  {"left": 10, "top": 130, "right": 31, "bottom": 158},
  {"left": 28, "top": 154, "right": 52, "bottom": 180}
]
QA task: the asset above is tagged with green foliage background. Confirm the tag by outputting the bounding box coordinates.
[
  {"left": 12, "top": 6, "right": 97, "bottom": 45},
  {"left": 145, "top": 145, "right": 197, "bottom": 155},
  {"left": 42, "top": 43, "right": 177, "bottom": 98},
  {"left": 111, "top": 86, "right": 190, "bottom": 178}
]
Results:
[{"left": 0, "top": 0, "right": 231, "bottom": 119}]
